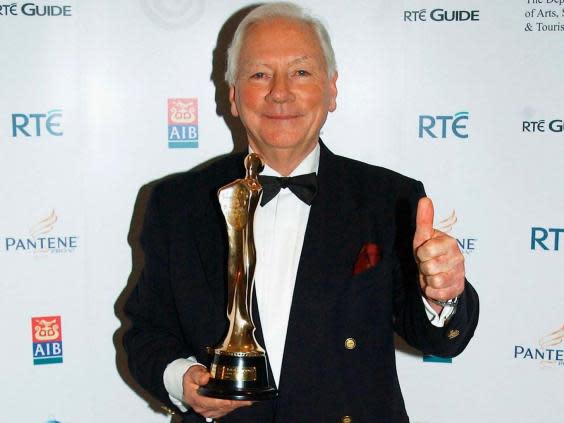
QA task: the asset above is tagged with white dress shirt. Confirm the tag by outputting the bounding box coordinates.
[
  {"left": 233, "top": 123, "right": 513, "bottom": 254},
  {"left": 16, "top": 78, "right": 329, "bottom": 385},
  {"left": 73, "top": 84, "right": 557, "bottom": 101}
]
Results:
[{"left": 163, "top": 143, "right": 455, "bottom": 412}]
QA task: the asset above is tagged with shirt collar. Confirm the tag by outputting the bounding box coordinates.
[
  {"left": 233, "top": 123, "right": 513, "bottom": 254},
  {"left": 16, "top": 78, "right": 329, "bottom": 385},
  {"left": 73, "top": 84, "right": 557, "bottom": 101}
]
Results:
[{"left": 248, "top": 143, "right": 320, "bottom": 177}]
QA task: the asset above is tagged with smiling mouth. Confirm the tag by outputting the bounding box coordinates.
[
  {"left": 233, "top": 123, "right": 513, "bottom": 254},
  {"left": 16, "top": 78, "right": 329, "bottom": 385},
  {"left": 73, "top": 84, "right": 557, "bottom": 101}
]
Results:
[{"left": 264, "top": 114, "right": 301, "bottom": 120}]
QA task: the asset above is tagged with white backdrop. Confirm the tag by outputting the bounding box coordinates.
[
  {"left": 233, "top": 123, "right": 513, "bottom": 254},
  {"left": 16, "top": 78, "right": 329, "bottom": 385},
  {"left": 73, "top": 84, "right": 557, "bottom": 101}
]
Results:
[{"left": 1, "top": 1, "right": 562, "bottom": 422}]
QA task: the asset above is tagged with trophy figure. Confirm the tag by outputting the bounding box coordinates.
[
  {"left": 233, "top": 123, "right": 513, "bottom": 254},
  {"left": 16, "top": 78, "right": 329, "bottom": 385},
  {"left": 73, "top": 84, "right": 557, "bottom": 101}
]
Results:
[{"left": 198, "top": 153, "right": 278, "bottom": 401}]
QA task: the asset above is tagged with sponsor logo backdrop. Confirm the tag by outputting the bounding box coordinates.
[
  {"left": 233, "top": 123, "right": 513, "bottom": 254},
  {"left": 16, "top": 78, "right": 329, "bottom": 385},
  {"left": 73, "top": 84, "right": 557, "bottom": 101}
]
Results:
[{"left": 0, "top": 0, "right": 562, "bottom": 422}]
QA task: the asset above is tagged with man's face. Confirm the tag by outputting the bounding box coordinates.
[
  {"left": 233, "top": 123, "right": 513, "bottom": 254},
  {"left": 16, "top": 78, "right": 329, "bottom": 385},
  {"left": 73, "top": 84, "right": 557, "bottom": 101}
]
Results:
[{"left": 229, "top": 18, "right": 337, "bottom": 158}]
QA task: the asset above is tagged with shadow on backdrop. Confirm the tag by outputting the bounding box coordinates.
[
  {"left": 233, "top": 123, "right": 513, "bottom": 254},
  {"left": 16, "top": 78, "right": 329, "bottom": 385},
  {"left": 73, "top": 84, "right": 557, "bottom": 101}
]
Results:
[{"left": 113, "top": 4, "right": 261, "bottom": 420}]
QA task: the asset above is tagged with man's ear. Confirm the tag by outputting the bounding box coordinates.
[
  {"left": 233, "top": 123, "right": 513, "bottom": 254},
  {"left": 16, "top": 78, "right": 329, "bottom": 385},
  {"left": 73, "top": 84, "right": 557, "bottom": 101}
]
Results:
[
  {"left": 328, "top": 71, "right": 338, "bottom": 113},
  {"left": 229, "top": 85, "right": 239, "bottom": 117}
]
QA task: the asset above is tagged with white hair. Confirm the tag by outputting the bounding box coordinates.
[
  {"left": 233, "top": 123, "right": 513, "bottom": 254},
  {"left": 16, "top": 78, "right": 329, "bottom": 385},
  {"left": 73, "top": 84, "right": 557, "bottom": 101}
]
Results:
[{"left": 225, "top": 2, "right": 337, "bottom": 85}]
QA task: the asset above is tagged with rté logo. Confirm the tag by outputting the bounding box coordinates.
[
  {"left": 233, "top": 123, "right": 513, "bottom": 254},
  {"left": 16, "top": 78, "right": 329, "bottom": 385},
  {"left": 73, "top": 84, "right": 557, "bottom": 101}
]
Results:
[
  {"left": 531, "top": 227, "right": 563, "bottom": 251},
  {"left": 11, "top": 109, "right": 63, "bottom": 137},
  {"left": 418, "top": 112, "right": 469, "bottom": 139}
]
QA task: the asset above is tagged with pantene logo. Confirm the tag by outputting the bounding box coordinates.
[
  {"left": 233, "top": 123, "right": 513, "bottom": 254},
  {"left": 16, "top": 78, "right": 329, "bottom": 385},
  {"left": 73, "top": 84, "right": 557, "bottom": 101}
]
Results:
[
  {"left": 436, "top": 210, "right": 477, "bottom": 255},
  {"left": 514, "top": 325, "right": 564, "bottom": 368},
  {"left": 2, "top": 210, "right": 78, "bottom": 254}
]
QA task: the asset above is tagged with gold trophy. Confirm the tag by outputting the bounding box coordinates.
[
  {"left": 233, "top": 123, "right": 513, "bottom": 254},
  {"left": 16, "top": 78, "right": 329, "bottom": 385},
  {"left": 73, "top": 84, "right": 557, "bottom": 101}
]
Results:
[{"left": 198, "top": 153, "right": 278, "bottom": 400}]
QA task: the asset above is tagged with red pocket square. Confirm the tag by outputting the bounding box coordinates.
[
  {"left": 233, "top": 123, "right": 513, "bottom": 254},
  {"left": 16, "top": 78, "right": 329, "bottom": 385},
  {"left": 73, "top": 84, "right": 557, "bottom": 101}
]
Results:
[{"left": 353, "top": 243, "right": 382, "bottom": 275}]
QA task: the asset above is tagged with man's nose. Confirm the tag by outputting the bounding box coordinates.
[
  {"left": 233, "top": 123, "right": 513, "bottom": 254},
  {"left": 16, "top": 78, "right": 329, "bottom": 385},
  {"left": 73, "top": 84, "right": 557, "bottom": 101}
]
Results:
[{"left": 267, "top": 74, "right": 294, "bottom": 103}]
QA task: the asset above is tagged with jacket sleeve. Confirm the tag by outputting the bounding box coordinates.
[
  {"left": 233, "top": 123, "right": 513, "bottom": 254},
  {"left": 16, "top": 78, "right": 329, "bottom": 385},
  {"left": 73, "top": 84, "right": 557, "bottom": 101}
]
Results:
[
  {"left": 123, "top": 184, "right": 194, "bottom": 406},
  {"left": 392, "top": 181, "right": 479, "bottom": 357}
]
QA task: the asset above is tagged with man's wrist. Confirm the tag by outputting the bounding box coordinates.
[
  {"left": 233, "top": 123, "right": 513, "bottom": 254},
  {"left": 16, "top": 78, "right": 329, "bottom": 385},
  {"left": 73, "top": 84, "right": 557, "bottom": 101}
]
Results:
[
  {"left": 163, "top": 357, "right": 205, "bottom": 412},
  {"left": 427, "top": 296, "right": 458, "bottom": 308},
  {"left": 422, "top": 296, "right": 458, "bottom": 327}
]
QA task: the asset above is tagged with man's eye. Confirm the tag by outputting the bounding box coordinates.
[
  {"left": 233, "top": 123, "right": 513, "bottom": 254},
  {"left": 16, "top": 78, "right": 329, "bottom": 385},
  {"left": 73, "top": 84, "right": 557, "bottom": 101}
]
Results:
[
  {"left": 296, "top": 69, "right": 311, "bottom": 77},
  {"left": 251, "top": 72, "right": 267, "bottom": 79}
]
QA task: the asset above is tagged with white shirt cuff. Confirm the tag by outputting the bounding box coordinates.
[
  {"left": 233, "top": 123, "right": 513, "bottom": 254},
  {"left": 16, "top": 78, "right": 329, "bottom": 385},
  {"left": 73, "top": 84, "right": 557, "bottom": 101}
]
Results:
[
  {"left": 422, "top": 296, "right": 457, "bottom": 327},
  {"left": 163, "top": 356, "right": 206, "bottom": 412}
]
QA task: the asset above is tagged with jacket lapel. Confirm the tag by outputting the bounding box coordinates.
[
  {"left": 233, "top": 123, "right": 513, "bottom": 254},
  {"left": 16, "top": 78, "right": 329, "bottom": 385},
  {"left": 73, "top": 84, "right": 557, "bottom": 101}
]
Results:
[
  {"left": 277, "top": 142, "right": 364, "bottom": 392},
  {"left": 191, "top": 154, "right": 246, "bottom": 311}
]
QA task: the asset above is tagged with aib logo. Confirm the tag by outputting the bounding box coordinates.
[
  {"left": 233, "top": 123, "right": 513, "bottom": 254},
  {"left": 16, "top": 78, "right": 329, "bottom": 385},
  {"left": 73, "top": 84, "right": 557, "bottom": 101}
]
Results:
[
  {"left": 11, "top": 109, "right": 63, "bottom": 137},
  {"left": 419, "top": 112, "right": 469, "bottom": 139},
  {"left": 32, "top": 316, "right": 63, "bottom": 365},
  {"left": 168, "top": 98, "right": 198, "bottom": 148},
  {"left": 531, "top": 227, "right": 563, "bottom": 251}
]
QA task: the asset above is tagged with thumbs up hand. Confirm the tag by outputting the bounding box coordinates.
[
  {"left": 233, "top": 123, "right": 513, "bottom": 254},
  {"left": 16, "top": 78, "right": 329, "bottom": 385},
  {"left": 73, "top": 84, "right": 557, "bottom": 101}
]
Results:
[{"left": 413, "top": 197, "right": 465, "bottom": 312}]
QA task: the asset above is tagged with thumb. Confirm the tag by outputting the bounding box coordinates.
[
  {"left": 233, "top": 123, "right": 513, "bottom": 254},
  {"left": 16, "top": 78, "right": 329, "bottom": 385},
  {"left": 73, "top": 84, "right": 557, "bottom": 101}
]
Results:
[
  {"left": 188, "top": 365, "right": 210, "bottom": 386},
  {"left": 196, "top": 368, "right": 210, "bottom": 386},
  {"left": 413, "top": 197, "right": 434, "bottom": 251}
]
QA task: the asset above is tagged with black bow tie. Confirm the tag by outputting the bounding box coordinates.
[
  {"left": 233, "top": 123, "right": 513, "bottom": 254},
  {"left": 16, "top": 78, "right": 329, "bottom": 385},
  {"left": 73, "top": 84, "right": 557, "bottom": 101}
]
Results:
[{"left": 258, "top": 173, "right": 318, "bottom": 206}]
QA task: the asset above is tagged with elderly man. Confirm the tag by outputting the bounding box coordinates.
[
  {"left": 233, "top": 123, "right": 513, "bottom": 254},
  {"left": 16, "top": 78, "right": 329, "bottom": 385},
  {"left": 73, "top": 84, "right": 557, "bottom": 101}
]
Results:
[{"left": 124, "top": 3, "right": 479, "bottom": 422}]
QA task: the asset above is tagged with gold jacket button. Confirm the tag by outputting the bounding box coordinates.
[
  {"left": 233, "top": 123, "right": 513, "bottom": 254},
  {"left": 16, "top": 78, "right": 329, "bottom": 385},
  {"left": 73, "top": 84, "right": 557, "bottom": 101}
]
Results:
[
  {"left": 160, "top": 405, "right": 176, "bottom": 415},
  {"left": 447, "top": 329, "right": 460, "bottom": 340},
  {"left": 342, "top": 416, "right": 353, "bottom": 423},
  {"left": 344, "top": 338, "right": 356, "bottom": 350}
]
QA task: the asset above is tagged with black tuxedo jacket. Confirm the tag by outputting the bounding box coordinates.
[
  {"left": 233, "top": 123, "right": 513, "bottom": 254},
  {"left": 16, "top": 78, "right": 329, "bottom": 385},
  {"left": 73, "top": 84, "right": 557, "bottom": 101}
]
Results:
[{"left": 124, "top": 143, "right": 479, "bottom": 422}]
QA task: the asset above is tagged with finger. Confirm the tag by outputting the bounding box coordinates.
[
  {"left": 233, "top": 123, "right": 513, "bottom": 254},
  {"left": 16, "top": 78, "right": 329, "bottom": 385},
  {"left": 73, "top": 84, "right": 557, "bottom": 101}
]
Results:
[
  {"left": 416, "top": 233, "right": 458, "bottom": 263},
  {"left": 192, "top": 397, "right": 231, "bottom": 414},
  {"left": 213, "top": 399, "right": 253, "bottom": 414},
  {"left": 423, "top": 284, "right": 461, "bottom": 302},
  {"left": 229, "top": 400, "right": 254, "bottom": 407},
  {"left": 418, "top": 255, "right": 450, "bottom": 276},
  {"left": 193, "top": 394, "right": 252, "bottom": 417},
  {"left": 422, "top": 268, "right": 465, "bottom": 295},
  {"left": 413, "top": 197, "right": 434, "bottom": 251},
  {"left": 193, "top": 398, "right": 253, "bottom": 418},
  {"left": 421, "top": 273, "right": 449, "bottom": 290},
  {"left": 418, "top": 246, "right": 464, "bottom": 275}
]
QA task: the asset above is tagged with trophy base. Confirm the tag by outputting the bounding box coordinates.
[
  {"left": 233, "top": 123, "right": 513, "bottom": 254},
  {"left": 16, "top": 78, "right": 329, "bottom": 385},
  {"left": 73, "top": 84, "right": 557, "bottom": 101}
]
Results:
[
  {"left": 198, "top": 383, "right": 278, "bottom": 401},
  {"left": 198, "top": 353, "right": 278, "bottom": 401}
]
